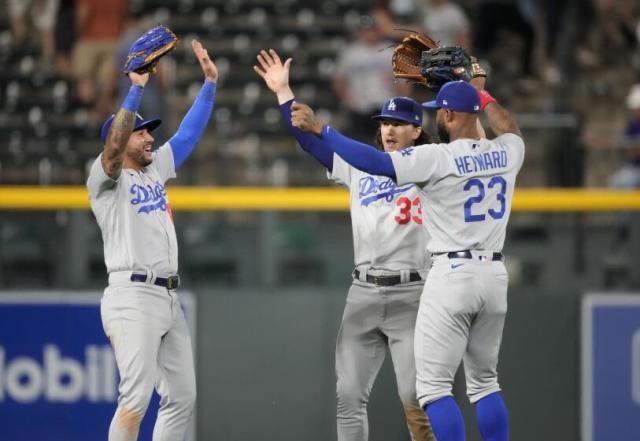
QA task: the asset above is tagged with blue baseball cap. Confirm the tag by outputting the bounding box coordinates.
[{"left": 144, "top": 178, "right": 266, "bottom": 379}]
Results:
[
  {"left": 422, "top": 81, "right": 481, "bottom": 113},
  {"left": 100, "top": 113, "right": 162, "bottom": 144},
  {"left": 372, "top": 96, "right": 423, "bottom": 126}
]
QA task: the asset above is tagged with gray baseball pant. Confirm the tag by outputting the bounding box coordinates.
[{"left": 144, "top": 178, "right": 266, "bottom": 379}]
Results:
[
  {"left": 336, "top": 279, "right": 435, "bottom": 441},
  {"left": 101, "top": 281, "right": 196, "bottom": 441}
]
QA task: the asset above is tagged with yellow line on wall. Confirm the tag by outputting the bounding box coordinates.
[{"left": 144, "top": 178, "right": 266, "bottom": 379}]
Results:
[
  {"left": 511, "top": 189, "right": 640, "bottom": 211},
  {"left": 0, "top": 186, "right": 638, "bottom": 211}
]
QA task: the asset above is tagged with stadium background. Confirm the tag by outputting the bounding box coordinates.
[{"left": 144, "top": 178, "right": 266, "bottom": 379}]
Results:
[{"left": 1, "top": 0, "right": 640, "bottom": 440}]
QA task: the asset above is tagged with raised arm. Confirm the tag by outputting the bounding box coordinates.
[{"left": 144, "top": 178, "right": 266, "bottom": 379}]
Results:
[
  {"left": 253, "top": 49, "right": 294, "bottom": 105},
  {"left": 482, "top": 97, "right": 522, "bottom": 138},
  {"left": 168, "top": 40, "right": 218, "bottom": 170},
  {"left": 102, "top": 72, "right": 149, "bottom": 178},
  {"left": 292, "top": 104, "right": 397, "bottom": 180},
  {"left": 473, "top": 80, "right": 522, "bottom": 138},
  {"left": 470, "top": 77, "right": 487, "bottom": 139},
  {"left": 254, "top": 49, "right": 334, "bottom": 170}
]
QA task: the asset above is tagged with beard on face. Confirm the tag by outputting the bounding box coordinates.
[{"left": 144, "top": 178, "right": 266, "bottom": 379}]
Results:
[
  {"left": 128, "top": 149, "right": 152, "bottom": 167},
  {"left": 436, "top": 119, "right": 450, "bottom": 143}
]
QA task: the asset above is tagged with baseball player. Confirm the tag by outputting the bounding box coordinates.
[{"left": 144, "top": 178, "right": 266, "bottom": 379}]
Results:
[
  {"left": 254, "top": 49, "right": 435, "bottom": 441},
  {"left": 293, "top": 80, "right": 523, "bottom": 441},
  {"left": 86, "top": 39, "right": 217, "bottom": 441}
]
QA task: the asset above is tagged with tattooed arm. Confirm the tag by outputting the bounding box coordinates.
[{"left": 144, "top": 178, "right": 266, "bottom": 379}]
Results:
[{"left": 101, "top": 72, "right": 149, "bottom": 179}]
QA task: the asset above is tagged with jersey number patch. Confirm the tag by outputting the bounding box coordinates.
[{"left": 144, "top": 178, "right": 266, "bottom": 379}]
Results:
[
  {"left": 463, "top": 176, "right": 507, "bottom": 222},
  {"left": 395, "top": 196, "right": 422, "bottom": 225}
]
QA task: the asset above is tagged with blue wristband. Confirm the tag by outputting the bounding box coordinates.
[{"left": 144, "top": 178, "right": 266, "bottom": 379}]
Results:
[{"left": 122, "top": 85, "right": 144, "bottom": 112}]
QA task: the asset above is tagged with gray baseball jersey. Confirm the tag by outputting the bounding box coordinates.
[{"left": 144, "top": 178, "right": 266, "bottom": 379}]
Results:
[
  {"left": 87, "top": 144, "right": 195, "bottom": 441},
  {"left": 330, "top": 154, "right": 429, "bottom": 271},
  {"left": 87, "top": 143, "right": 178, "bottom": 275},
  {"left": 330, "top": 153, "right": 434, "bottom": 441},
  {"left": 388, "top": 133, "right": 525, "bottom": 407},
  {"left": 389, "top": 133, "right": 525, "bottom": 253}
]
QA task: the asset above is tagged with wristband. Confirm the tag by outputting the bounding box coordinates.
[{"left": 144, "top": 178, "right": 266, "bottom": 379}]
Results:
[
  {"left": 122, "top": 84, "right": 144, "bottom": 112},
  {"left": 470, "top": 58, "right": 487, "bottom": 78},
  {"left": 478, "top": 90, "right": 496, "bottom": 111}
]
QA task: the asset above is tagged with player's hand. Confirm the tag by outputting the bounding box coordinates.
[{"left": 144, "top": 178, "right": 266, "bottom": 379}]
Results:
[
  {"left": 291, "top": 102, "right": 323, "bottom": 135},
  {"left": 192, "top": 39, "right": 218, "bottom": 83},
  {"left": 128, "top": 71, "right": 149, "bottom": 87},
  {"left": 253, "top": 49, "right": 291, "bottom": 93},
  {"left": 253, "top": 49, "right": 295, "bottom": 103}
]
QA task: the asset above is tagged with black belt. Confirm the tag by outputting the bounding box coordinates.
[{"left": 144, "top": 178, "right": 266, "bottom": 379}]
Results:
[
  {"left": 130, "top": 273, "right": 180, "bottom": 290},
  {"left": 353, "top": 269, "right": 422, "bottom": 286},
  {"left": 434, "top": 250, "right": 503, "bottom": 261}
]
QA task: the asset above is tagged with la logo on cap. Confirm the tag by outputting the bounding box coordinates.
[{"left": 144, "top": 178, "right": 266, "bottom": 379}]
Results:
[
  {"left": 388, "top": 100, "right": 396, "bottom": 111},
  {"left": 443, "top": 99, "right": 448, "bottom": 105}
]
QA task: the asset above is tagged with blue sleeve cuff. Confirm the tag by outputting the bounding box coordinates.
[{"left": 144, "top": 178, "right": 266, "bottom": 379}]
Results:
[
  {"left": 201, "top": 80, "right": 216, "bottom": 99},
  {"left": 279, "top": 99, "right": 334, "bottom": 171},
  {"left": 122, "top": 85, "right": 144, "bottom": 112}
]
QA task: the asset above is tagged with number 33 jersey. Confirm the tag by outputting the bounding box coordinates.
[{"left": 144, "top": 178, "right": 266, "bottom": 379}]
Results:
[
  {"left": 389, "top": 133, "right": 525, "bottom": 254},
  {"left": 330, "top": 153, "right": 430, "bottom": 271}
]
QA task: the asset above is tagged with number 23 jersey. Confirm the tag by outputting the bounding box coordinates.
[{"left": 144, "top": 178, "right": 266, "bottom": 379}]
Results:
[
  {"left": 389, "top": 133, "right": 525, "bottom": 253},
  {"left": 330, "top": 153, "right": 430, "bottom": 272}
]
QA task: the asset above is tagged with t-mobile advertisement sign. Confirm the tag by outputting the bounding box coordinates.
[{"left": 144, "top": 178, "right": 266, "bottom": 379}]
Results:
[
  {"left": 0, "top": 292, "right": 195, "bottom": 441},
  {"left": 582, "top": 293, "right": 640, "bottom": 441}
]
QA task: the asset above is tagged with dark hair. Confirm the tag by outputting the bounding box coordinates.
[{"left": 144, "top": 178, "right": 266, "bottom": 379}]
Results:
[{"left": 374, "top": 124, "right": 431, "bottom": 150}]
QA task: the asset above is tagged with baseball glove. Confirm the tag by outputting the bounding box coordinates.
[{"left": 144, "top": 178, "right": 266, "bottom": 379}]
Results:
[
  {"left": 392, "top": 33, "right": 486, "bottom": 91},
  {"left": 123, "top": 25, "right": 178, "bottom": 75},
  {"left": 392, "top": 33, "right": 439, "bottom": 87}
]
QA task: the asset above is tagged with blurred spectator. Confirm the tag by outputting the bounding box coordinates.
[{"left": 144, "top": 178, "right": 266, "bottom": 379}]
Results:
[
  {"left": 333, "top": 12, "right": 410, "bottom": 142},
  {"left": 107, "top": 11, "right": 168, "bottom": 142},
  {"left": 369, "top": 4, "right": 415, "bottom": 41},
  {"left": 609, "top": 84, "right": 640, "bottom": 188},
  {"left": 416, "top": 0, "right": 470, "bottom": 47},
  {"left": 575, "top": 0, "right": 639, "bottom": 69},
  {"left": 472, "top": 0, "right": 535, "bottom": 80},
  {"left": 72, "top": 0, "right": 128, "bottom": 119},
  {"left": 387, "top": 0, "right": 420, "bottom": 21},
  {"left": 530, "top": 0, "right": 634, "bottom": 86},
  {"left": 629, "top": 0, "right": 640, "bottom": 71},
  {"left": 8, "top": 0, "right": 58, "bottom": 66},
  {"left": 537, "top": 0, "right": 568, "bottom": 85},
  {"left": 54, "top": 0, "right": 75, "bottom": 76}
]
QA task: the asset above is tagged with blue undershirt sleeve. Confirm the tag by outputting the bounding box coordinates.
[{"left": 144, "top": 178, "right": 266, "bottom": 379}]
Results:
[
  {"left": 318, "top": 125, "right": 396, "bottom": 179},
  {"left": 279, "top": 99, "right": 334, "bottom": 171},
  {"left": 122, "top": 84, "right": 143, "bottom": 112},
  {"left": 169, "top": 80, "right": 216, "bottom": 170}
]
